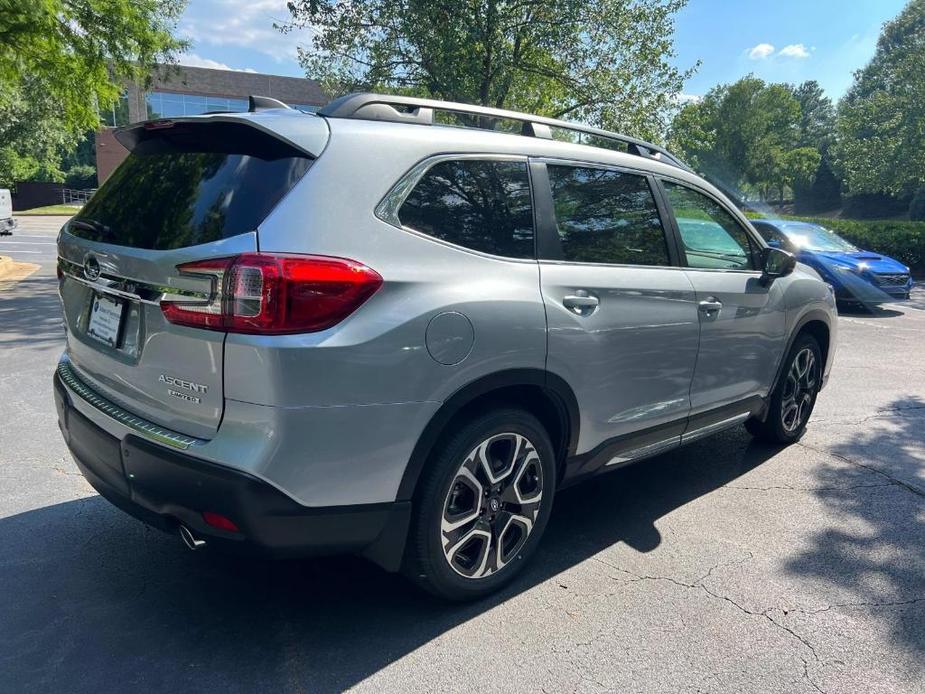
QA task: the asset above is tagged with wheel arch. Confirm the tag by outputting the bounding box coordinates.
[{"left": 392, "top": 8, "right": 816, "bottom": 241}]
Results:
[
  {"left": 761, "top": 309, "right": 832, "bottom": 421},
  {"left": 395, "top": 369, "right": 580, "bottom": 502}
]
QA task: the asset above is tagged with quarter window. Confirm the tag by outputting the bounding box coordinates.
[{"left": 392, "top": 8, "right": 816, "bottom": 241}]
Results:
[
  {"left": 663, "top": 182, "right": 757, "bottom": 270},
  {"left": 397, "top": 159, "right": 534, "bottom": 259},
  {"left": 546, "top": 165, "right": 669, "bottom": 266}
]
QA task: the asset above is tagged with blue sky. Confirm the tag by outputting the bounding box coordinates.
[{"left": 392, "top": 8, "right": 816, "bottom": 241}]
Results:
[{"left": 176, "top": 0, "right": 908, "bottom": 101}]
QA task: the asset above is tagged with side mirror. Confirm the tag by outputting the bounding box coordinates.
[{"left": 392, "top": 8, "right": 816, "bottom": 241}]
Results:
[{"left": 761, "top": 247, "right": 796, "bottom": 284}]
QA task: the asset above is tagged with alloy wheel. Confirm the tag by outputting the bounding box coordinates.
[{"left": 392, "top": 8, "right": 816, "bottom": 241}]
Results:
[
  {"left": 440, "top": 433, "right": 544, "bottom": 579},
  {"left": 781, "top": 347, "right": 818, "bottom": 433}
]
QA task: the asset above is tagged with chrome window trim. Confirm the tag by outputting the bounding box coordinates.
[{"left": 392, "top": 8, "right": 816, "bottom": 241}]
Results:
[
  {"left": 57, "top": 258, "right": 212, "bottom": 306},
  {"left": 57, "top": 356, "right": 205, "bottom": 450}
]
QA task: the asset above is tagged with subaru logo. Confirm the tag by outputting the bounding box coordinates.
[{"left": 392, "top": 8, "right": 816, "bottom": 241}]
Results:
[{"left": 83, "top": 255, "right": 101, "bottom": 281}]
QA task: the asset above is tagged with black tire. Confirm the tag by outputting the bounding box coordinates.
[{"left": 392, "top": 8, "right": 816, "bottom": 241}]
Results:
[
  {"left": 746, "top": 333, "right": 822, "bottom": 444},
  {"left": 403, "top": 408, "right": 556, "bottom": 601}
]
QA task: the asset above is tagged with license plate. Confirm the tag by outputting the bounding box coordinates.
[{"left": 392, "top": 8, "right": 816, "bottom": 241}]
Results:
[{"left": 87, "top": 294, "right": 125, "bottom": 347}]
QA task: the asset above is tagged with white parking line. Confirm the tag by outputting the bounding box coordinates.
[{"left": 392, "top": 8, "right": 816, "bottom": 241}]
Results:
[
  {"left": 0, "top": 242, "right": 57, "bottom": 246},
  {"left": 1, "top": 250, "right": 43, "bottom": 254}
]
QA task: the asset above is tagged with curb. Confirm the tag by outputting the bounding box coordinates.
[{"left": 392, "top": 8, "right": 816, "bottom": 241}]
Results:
[{"left": 0, "top": 254, "right": 40, "bottom": 284}]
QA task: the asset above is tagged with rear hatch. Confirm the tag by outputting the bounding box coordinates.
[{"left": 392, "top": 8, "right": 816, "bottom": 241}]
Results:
[{"left": 57, "top": 114, "right": 326, "bottom": 439}]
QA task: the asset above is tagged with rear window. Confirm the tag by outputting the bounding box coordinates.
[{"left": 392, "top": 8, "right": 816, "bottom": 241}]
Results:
[
  {"left": 70, "top": 122, "right": 312, "bottom": 250},
  {"left": 397, "top": 159, "right": 535, "bottom": 259}
]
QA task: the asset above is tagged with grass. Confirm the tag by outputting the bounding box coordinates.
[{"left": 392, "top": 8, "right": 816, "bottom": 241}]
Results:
[{"left": 16, "top": 204, "right": 82, "bottom": 216}]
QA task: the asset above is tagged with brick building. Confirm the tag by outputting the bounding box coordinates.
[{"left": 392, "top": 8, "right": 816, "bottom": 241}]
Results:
[{"left": 96, "top": 64, "right": 326, "bottom": 182}]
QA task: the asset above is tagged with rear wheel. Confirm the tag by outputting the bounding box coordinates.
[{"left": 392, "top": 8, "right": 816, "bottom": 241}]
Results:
[
  {"left": 746, "top": 333, "right": 822, "bottom": 444},
  {"left": 404, "top": 409, "right": 556, "bottom": 600}
]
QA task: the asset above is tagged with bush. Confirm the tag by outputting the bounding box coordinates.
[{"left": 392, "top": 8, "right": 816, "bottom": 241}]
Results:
[
  {"left": 64, "top": 164, "right": 97, "bottom": 189},
  {"left": 910, "top": 187, "right": 925, "bottom": 221}
]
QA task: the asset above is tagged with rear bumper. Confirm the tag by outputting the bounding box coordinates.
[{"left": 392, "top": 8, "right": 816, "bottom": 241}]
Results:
[{"left": 54, "top": 372, "right": 410, "bottom": 569}]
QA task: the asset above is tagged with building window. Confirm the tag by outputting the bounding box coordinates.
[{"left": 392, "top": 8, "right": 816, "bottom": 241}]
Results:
[
  {"left": 102, "top": 92, "right": 130, "bottom": 127},
  {"left": 144, "top": 92, "right": 321, "bottom": 120},
  {"left": 145, "top": 91, "right": 249, "bottom": 119}
]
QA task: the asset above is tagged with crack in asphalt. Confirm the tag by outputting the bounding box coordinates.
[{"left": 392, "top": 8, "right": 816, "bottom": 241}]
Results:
[
  {"left": 722, "top": 482, "right": 895, "bottom": 492},
  {"left": 811, "top": 404, "right": 925, "bottom": 426},
  {"left": 796, "top": 442, "right": 925, "bottom": 498},
  {"left": 787, "top": 598, "right": 925, "bottom": 615},
  {"left": 593, "top": 554, "right": 828, "bottom": 693}
]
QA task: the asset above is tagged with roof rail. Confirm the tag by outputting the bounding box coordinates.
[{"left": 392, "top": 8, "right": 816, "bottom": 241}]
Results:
[{"left": 318, "top": 92, "right": 692, "bottom": 172}]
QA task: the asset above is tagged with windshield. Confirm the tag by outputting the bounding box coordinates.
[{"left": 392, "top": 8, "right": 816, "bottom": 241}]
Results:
[{"left": 780, "top": 223, "right": 857, "bottom": 253}]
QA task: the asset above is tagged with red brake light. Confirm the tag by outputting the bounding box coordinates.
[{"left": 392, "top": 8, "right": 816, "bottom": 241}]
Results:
[{"left": 161, "top": 253, "right": 382, "bottom": 334}]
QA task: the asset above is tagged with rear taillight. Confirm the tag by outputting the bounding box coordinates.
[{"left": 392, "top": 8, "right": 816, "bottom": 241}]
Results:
[{"left": 161, "top": 253, "right": 382, "bottom": 334}]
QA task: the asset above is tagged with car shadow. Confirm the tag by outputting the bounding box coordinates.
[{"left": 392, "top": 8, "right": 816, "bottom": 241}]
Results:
[
  {"left": 1, "top": 427, "right": 781, "bottom": 692},
  {"left": 0, "top": 275, "right": 64, "bottom": 349},
  {"left": 837, "top": 303, "right": 905, "bottom": 318},
  {"left": 786, "top": 396, "right": 925, "bottom": 655}
]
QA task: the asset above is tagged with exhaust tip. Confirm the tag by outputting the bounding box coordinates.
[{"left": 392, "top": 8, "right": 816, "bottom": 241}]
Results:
[{"left": 179, "top": 525, "right": 206, "bottom": 551}]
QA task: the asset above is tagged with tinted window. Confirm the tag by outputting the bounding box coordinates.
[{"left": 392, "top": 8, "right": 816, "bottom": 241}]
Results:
[
  {"left": 753, "top": 223, "right": 795, "bottom": 251},
  {"left": 398, "top": 160, "right": 534, "bottom": 258},
  {"left": 547, "top": 165, "right": 669, "bottom": 266},
  {"left": 72, "top": 122, "right": 312, "bottom": 250},
  {"left": 663, "top": 182, "right": 756, "bottom": 270}
]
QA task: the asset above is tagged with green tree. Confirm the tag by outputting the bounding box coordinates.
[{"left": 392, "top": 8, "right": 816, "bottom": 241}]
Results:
[
  {"left": 668, "top": 76, "right": 803, "bottom": 200},
  {"left": 0, "top": 0, "right": 186, "bottom": 185},
  {"left": 781, "top": 146, "right": 822, "bottom": 202},
  {"left": 791, "top": 81, "right": 838, "bottom": 212},
  {"left": 793, "top": 80, "right": 835, "bottom": 151},
  {"left": 0, "top": 79, "right": 74, "bottom": 187},
  {"left": 282, "top": 0, "right": 697, "bottom": 142},
  {"left": 834, "top": 0, "right": 925, "bottom": 199}
]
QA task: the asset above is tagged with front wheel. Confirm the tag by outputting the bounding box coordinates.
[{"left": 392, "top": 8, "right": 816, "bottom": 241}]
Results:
[
  {"left": 746, "top": 333, "right": 822, "bottom": 444},
  {"left": 404, "top": 409, "right": 556, "bottom": 600}
]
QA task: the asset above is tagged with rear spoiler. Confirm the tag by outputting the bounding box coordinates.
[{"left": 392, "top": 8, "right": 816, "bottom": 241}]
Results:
[{"left": 114, "top": 107, "right": 329, "bottom": 159}]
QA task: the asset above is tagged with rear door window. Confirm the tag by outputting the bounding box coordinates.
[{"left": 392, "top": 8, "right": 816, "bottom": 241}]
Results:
[
  {"left": 546, "top": 165, "right": 670, "bottom": 266},
  {"left": 70, "top": 122, "right": 312, "bottom": 250},
  {"left": 397, "top": 159, "right": 535, "bottom": 259}
]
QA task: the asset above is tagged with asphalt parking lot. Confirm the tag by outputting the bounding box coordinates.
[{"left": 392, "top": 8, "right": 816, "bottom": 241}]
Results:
[{"left": 1, "top": 216, "right": 922, "bottom": 693}]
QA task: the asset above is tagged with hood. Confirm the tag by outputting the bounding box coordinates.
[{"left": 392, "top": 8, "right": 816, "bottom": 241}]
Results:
[{"left": 804, "top": 249, "right": 910, "bottom": 274}]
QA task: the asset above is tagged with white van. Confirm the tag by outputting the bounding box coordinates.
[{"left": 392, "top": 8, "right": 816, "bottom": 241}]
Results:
[{"left": 0, "top": 188, "right": 16, "bottom": 235}]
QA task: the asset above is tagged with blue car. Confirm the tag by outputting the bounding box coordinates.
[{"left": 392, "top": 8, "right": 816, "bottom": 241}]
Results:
[{"left": 752, "top": 219, "right": 914, "bottom": 304}]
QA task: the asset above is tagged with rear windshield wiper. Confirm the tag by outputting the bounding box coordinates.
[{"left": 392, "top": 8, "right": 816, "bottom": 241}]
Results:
[{"left": 70, "top": 218, "right": 114, "bottom": 240}]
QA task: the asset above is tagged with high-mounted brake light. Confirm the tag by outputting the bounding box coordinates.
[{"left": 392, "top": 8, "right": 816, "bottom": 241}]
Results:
[{"left": 161, "top": 253, "right": 382, "bottom": 334}]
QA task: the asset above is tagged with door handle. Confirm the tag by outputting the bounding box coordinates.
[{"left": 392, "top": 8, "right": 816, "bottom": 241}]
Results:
[
  {"left": 698, "top": 298, "right": 723, "bottom": 314},
  {"left": 563, "top": 291, "right": 599, "bottom": 315}
]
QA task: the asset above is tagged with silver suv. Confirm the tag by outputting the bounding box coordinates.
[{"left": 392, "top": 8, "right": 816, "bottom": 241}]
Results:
[{"left": 54, "top": 94, "right": 836, "bottom": 599}]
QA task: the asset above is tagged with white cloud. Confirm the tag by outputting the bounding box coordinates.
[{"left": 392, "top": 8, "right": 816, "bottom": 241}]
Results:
[
  {"left": 674, "top": 93, "right": 702, "bottom": 105},
  {"left": 180, "top": 0, "right": 308, "bottom": 64},
  {"left": 178, "top": 53, "right": 257, "bottom": 73},
  {"left": 778, "top": 43, "right": 811, "bottom": 59},
  {"left": 748, "top": 43, "right": 775, "bottom": 60}
]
